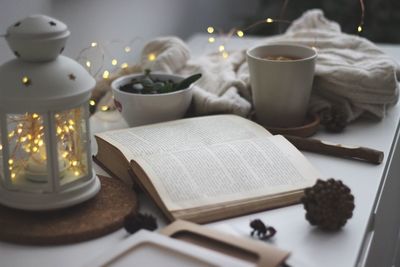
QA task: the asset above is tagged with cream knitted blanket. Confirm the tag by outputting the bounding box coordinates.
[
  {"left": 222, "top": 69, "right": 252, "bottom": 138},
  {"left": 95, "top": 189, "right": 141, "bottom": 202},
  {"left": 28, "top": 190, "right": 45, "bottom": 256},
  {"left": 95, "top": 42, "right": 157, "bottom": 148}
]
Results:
[{"left": 140, "top": 9, "right": 399, "bottom": 123}]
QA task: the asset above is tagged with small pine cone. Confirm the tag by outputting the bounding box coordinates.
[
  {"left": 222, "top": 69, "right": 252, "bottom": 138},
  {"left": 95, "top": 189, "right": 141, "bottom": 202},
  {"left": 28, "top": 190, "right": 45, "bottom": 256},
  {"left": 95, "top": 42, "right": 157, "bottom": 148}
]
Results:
[
  {"left": 301, "top": 178, "right": 355, "bottom": 231},
  {"left": 319, "top": 108, "right": 333, "bottom": 125},
  {"left": 320, "top": 106, "right": 348, "bottom": 133},
  {"left": 123, "top": 212, "right": 158, "bottom": 234}
]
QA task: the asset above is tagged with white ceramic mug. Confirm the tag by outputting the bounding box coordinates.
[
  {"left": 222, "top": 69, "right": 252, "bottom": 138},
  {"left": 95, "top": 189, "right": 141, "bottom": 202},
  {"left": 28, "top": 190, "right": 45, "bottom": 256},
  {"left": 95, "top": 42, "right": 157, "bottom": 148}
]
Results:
[{"left": 247, "top": 43, "right": 317, "bottom": 128}]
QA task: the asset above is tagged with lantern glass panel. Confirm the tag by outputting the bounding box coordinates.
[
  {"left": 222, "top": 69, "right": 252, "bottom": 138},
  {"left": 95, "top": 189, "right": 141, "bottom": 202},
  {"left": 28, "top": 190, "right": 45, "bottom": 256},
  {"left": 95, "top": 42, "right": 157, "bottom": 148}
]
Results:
[
  {"left": 6, "top": 113, "right": 51, "bottom": 191},
  {"left": 55, "top": 105, "right": 90, "bottom": 187}
]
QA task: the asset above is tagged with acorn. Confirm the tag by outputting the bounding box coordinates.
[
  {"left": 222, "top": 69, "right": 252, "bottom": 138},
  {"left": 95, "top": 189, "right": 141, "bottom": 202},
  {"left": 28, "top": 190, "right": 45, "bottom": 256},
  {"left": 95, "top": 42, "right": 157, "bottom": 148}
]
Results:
[{"left": 301, "top": 178, "right": 355, "bottom": 231}]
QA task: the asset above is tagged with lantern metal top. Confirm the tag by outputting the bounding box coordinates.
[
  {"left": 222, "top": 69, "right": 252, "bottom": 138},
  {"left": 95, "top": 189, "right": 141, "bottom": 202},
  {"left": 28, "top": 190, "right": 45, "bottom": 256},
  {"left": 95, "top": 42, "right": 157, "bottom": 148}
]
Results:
[
  {"left": 0, "top": 15, "right": 95, "bottom": 112},
  {"left": 6, "top": 14, "right": 70, "bottom": 62}
]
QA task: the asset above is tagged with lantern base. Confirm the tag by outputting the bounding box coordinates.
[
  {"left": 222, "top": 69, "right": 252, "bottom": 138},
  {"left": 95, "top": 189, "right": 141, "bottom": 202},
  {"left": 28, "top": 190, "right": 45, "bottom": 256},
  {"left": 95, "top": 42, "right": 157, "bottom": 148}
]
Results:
[{"left": 0, "top": 170, "right": 100, "bottom": 211}]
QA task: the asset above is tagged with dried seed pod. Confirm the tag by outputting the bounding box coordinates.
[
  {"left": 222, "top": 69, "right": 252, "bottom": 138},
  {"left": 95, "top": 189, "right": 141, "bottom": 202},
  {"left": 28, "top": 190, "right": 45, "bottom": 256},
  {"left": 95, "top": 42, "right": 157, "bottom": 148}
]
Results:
[
  {"left": 250, "top": 219, "right": 277, "bottom": 240},
  {"left": 123, "top": 212, "right": 158, "bottom": 234},
  {"left": 301, "top": 178, "right": 355, "bottom": 231}
]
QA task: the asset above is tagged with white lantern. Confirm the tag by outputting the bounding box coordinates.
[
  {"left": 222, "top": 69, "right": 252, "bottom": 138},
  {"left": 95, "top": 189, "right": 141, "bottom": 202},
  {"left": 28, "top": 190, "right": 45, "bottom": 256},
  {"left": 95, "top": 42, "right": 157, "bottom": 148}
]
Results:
[{"left": 0, "top": 15, "right": 100, "bottom": 210}]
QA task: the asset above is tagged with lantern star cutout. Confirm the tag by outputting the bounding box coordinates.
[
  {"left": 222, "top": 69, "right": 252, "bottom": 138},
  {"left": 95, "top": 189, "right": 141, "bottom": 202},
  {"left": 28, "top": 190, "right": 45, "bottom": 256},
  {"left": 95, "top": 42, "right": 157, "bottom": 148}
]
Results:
[{"left": 68, "top": 74, "right": 76, "bottom": 80}]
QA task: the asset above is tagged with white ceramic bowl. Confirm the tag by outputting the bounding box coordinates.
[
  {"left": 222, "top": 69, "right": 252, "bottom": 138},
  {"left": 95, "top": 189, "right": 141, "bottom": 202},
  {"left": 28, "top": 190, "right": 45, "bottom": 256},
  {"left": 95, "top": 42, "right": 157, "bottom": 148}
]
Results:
[{"left": 111, "top": 73, "right": 194, "bottom": 127}]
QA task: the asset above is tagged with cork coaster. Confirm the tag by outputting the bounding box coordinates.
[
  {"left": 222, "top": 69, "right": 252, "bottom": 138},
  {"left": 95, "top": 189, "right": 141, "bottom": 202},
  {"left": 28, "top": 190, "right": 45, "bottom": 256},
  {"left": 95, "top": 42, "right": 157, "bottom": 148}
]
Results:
[{"left": 0, "top": 176, "right": 138, "bottom": 245}]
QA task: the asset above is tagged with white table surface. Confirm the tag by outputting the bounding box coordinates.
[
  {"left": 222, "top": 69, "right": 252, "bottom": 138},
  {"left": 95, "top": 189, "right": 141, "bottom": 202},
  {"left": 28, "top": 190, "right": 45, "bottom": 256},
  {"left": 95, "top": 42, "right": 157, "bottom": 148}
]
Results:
[{"left": 1, "top": 34, "right": 399, "bottom": 267}]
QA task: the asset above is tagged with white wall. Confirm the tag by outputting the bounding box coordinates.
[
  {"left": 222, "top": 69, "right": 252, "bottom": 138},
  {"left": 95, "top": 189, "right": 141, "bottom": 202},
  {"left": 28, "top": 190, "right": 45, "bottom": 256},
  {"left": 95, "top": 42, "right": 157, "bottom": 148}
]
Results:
[{"left": 0, "top": 0, "right": 258, "bottom": 69}]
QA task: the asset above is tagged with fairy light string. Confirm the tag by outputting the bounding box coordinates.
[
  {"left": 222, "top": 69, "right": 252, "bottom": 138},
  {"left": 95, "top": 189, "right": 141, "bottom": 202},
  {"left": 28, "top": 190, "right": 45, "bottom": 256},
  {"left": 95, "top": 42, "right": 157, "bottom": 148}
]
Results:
[
  {"left": 6, "top": 109, "right": 87, "bottom": 181},
  {"left": 0, "top": 5, "right": 365, "bottom": 180},
  {"left": 85, "top": 0, "right": 366, "bottom": 110},
  {"left": 206, "top": 17, "right": 292, "bottom": 59},
  {"left": 358, "top": 0, "right": 365, "bottom": 33},
  {"left": 206, "top": 0, "right": 366, "bottom": 59},
  {"left": 77, "top": 37, "right": 143, "bottom": 111},
  {"left": 278, "top": 0, "right": 290, "bottom": 33},
  {"left": 0, "top": 3, "right": 366, "bottom": 113}
]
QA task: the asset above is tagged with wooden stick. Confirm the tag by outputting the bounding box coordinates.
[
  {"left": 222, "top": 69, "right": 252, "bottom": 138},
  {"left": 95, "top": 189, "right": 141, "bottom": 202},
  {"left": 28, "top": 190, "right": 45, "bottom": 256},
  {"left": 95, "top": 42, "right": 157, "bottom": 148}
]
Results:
[{"left": 284, "top": 135, "right": 384, "bottom": 165}]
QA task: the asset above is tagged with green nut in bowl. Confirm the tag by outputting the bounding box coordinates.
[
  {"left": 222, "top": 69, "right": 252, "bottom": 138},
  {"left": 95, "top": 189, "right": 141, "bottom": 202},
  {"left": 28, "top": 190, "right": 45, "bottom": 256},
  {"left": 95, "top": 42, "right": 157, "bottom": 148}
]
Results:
[{"left": 111, "top": 70, "right": 201, "bottom": 127}]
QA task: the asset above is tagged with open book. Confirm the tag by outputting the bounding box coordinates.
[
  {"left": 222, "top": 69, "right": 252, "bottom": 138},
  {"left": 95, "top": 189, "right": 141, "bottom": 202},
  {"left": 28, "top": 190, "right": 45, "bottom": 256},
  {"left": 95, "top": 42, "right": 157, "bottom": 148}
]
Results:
[{"left": 94, "top": 115, "right": 320, "bottom": 223}]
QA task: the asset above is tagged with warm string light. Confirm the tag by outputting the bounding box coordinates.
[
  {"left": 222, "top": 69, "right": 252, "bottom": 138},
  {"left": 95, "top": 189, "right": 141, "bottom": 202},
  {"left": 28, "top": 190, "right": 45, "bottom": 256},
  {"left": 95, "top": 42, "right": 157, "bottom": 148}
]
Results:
[
  {"left": 76, "top": 37, "right": 142, "bottom": 113},
  {"left": 357, "top": 0, "right": 365, "bottom": 33},
  {"left": 76, "top": 42, "right": 105, "bottom": 77},
  {"left": 7, "top": 113, "right": 46, "bottom": 179},
  {"left": 102, "top": 70, "right": 110, "bottom": 79},
  {"left": 205, "top": 19, "right": 293, "bottom": 59},
  {"left": 148, "top": 53, "right": 157, "bottom": 61},
  {"left": 206, "top": 0, "right": 366, "bottom": 56},
  {"left": 238, "top": 17, "right": 291, "bottom": 34},
  {"left": 205, "top": 26, "right": 237, "bottom": 59},
  {"left": 100, "top": 37, "right": 142, "bottom": 74},
  {"left": 80, "top": 6, "right": 365, "bottom": 115},
  {"left": 22, "top": 76, "right": 29, "bottom": 83},
  {"left": 77, "top": 37, "right": 138, "bottom": 77},
  {"left": 79, "top": 1, "right": 367, "bottom": 113},
  {"left": 22, "top": 76, "right": 31, "bottom": 86},
  {"left": 100, "top": 106, "right": 109, "bottom": 111},
  {"left": 54, "top": 109, "right": 87, "bottom": 177}
]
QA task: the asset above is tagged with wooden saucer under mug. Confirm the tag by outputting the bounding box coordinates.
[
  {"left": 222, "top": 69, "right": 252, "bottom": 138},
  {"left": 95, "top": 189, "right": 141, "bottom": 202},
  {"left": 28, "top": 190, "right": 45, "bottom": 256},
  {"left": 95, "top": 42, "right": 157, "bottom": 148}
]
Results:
[{"left": 253, "top": 113, "right": 320, "bottom": 138}]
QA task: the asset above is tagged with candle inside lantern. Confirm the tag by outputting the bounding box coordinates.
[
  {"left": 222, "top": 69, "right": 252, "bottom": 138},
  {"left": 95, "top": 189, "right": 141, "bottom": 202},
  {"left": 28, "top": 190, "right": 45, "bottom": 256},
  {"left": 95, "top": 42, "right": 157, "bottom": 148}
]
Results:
[{"left": 25, "top": 145, "right": 67, "bottom": 182}]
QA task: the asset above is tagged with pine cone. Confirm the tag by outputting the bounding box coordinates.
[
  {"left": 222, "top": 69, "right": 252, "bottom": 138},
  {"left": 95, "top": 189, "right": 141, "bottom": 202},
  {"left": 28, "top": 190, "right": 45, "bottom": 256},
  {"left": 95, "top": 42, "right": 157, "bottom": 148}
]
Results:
[
  {"left": 123, "top": 212, "right": 158, "bottom": 234},
  {"left": 301, "top": 178, "right": 355, "bottom": 231},
  {"left": 320, "top": 107, "right": 348, "bottom": 133},
  {"left": 319, "top": 108, "right": 333, "bottom": 125}
]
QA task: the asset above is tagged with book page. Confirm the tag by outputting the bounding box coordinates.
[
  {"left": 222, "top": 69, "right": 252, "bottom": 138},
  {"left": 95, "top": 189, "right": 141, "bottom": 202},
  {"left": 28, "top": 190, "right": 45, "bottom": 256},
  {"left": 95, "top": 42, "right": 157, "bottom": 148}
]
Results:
[
  {"left": 95, "top": 115, "right": 271, "bottom": 160},
  {"left": 135, "top": 135, "right": 319, "bottom": 211}
]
